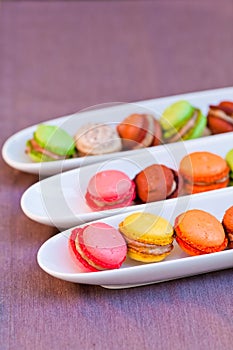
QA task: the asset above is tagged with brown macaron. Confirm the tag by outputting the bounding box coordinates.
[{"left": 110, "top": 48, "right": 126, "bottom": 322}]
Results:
[
  {"left": 207, "top": 101, "right": 233, "bottom": 134},
  {"left": 179, "top": 151, "right": 229, "bottom": 194},
  {"left": 134, "top": 164, "right": 182, "bottom": 203},
  {"left": 222, "top": 206, "right": 233, "bottom": 249},
  {"left": 117, "top": 113, "right": 162, "bottom": 150}
]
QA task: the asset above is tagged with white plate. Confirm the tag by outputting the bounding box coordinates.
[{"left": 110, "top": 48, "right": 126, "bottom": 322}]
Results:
[
  {"left": 37, "top": 189, "right": 233, "bottom": 289},
  {"left": 2, "top": 87, "right": 233, "bottom": 176},
  {"left": 21, "top": 132, "right": 233, "bottom": 229}
]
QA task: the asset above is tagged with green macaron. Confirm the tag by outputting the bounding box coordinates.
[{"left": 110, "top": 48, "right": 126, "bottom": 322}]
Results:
[
  {"left": 160, "top": 100, "right": 206, "bottom": 141},
  {"left": 26, "top": 124, "right": 76, "bottom": 162},
  {"left": 226, "top": 149, "right": 233, "bottom": 185}
]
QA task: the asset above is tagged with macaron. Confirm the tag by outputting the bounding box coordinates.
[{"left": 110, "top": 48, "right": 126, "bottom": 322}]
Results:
[
  {"left": 69, "top": 222, "right": 127, "bottom": 272},
  {"left": 117, "top": 114, "right": 162, "bottom": 150},
  {"left": 160, "top": 100, "right": 207, "bottom": 143},
  {"left": 85, "top": 170, "right": 136, "bottom": 211},
  {"left": 74, "top": 123, "right": 122, "bottom": 156},
  {"left": 174, "top": 209, "right": 228, "bottom": 255},
  {"left": 119, "top": 212, "right": 174, "bottom": 262},
  {"left": 179, "top": 151, "right": 229, "bottom": 194},
  {"left": 134, "top": 164, "right": 183, "bottom": 203},
  {"left": 207, "top": 101, "right": 233, "bottom": 134},
  {"left": 225, "top": 148, "right": 233, "bottom": 185},
  {"left": 222, "top": 206, "right": 233, "bottom": 249},
  {"left": 25, "top": 124, "right": 76, "bottom": 162}
]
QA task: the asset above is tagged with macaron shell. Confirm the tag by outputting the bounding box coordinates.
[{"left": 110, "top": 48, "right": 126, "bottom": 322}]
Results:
[
  {"left": 175, "top": 235, "right": 228, "bottom": 256},
  {"left": 87, "top": 170, "right": 134, "bottom": 202},
  {"left": 179, "top": 152, "right": 229, "bottom": 183},
  {"left": 207, "top": 115, "right": 233, "bottom": 134},
  {"left": 119, "top": 212, "right": 174, "bottom": 245},
  {"left": 127, "top": 248, "right": 171, "bottom": 263},
  {"left": 183, "top": 178, "right": 229, "bottom": 194},
  {"left": 175, "top": 210, "right": 227, "bottom": 253},
  {"left": 78, "top": 223, "right": 127, "bottom": 269}
]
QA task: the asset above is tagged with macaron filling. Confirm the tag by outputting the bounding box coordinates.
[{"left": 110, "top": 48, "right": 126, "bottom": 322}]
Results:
[
  {"left": 26, "top": 139, "right": 70, "bottom": 160},
  {"left": 166, "top": 109, "right": 198, "bottom": 143},
  {"left": 122, "top": 235, "right": 173, "bottom": 255},
  {"left": 208, "top": 107, "right": 233, "bottom": 125}
]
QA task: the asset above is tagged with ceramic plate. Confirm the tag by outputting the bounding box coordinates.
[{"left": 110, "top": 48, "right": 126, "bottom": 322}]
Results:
[
  {"left": 21, "top": 132, "right": 233, "bottom": 229},
  {"left": 2, "top": 87, "right": 233, "bottom": 176},
  {"left": 37, "top": 188, "right": 233, "bottom": 289}
]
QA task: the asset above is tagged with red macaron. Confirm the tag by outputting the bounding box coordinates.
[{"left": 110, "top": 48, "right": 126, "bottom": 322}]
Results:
[
  {"left": 207, "top": 101, "right": 233, "bottom": 134},
  {"left": 69, "top": 222, "right": 127, "bottom": 272},
  {"left": 85, "top": 170, "right": 136, "bottom": 211}
]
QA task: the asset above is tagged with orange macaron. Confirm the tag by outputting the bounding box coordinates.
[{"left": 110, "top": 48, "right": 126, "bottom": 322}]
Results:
[
  {"left": 174, "top": 209, "right": 228, "bottom": 255},
  {"left": 117, "top": 113, "right": 162, "bottom": 150},
  {"left": 179, "top": 151, "right": 229, "bottom": 194},
  {"left": 222, "top": 206, "right": 233, "bottom": 249}
]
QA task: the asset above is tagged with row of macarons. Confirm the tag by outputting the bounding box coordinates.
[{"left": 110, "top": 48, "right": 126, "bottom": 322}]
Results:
[
  {"left": 69, "top": 207, "right": 233, "bottom": 273},
  {"left": 84, "top": 150, "right": 233, "bottom": 211},
  {"left": 25, "top": 100, "right": 233, "bottom": 162}
]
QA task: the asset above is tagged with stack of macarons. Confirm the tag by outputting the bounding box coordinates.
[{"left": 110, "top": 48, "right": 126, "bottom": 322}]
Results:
[
  {"left": 85, "top": 150, "right": 231, "bottom": 212},
  {"left": 25, "top": 99, "right": 233, "bottom": 163},
  {"left": 68, "top": 205, "right": 233, "bottom": 273}
]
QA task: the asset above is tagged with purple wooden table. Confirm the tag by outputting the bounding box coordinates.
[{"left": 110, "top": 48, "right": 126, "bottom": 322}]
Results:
[{"left": 1, "top": 1, "right": 233, "bottom": 349}]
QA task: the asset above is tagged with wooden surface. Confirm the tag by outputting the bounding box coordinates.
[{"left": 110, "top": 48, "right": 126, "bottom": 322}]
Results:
[{"left": 1, "top": 1, "right": 233, "bottom": 349}]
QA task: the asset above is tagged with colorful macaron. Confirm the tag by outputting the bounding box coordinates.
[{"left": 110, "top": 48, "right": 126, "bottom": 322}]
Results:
[
  {"left": 179, "top": 151, "right": 229, "bottom": 194},
  {"left": 85, "top": 170, "right": 136, "bottom": 211},
  {"left": 222, "top": 206, "right": 233, "bottom": 249},
  {"left": 207, "top": 101, "right": 233, "bottom": 134},
  {"left": 225, "top": 148, "right": 233, "bottom": 186},
  {"left": 134, "top": 164, "right": 183, "bottom": 203},
  {"left": 160, "top": 100, "right": 207, "bottom": 143},
  {"left": 174, "top": 209, "right": 228, "bottom": 255},
  {"left": 69, "top": 222, "right": 127, "bottom": 272},
  {"left": 74, "top": 123, "right": 122, "bottom": 156},
  {"left": 26, "top": 124, "right": 76, "bottom": 162},
  {"left": 117, "top": 113, "right": 162, "bottom": 150},
  {"left": 118, "top": 212, "right": 174, "bottom": 262}
]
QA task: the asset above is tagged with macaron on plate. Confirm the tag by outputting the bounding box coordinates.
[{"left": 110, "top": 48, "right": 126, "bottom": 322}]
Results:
[
  {"left": 37, "top": 188, "right": 233, "bottom": 289},
  {"left": 21, "top": 132, "right": 233, "bottom": 229},
  {"left": 2, "top": 87, "right": 233, "bottom": 176}
]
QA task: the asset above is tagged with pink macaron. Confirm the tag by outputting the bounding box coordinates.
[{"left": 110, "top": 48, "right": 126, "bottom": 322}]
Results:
[
  {"left": 85, "top": 170, "right": 136, "bottom": 211},
  {"left": 69, "top": 222, "right": 127, "bottom": 272}
]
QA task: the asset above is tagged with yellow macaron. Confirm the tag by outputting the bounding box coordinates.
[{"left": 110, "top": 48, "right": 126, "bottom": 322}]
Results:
[{"left": 119, "top": 212, "right": 174, "bottom": 263}]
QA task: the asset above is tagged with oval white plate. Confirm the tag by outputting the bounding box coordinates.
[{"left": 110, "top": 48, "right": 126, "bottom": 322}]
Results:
[
  {"left": 37, "top": 188, "right": 233, "bottom": 289},
  {"left": 2, "top": 86, "right": 233, "bottom": 176},
  {"left": 21, "top": 132, "right": 233, "bottom": 229}
]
